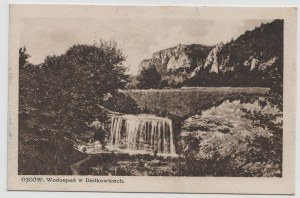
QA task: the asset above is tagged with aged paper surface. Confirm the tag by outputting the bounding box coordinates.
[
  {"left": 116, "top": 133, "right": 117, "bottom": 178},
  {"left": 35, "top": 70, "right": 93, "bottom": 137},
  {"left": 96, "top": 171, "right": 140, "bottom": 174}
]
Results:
[{"left": 8, "top": 4, "right": 296, "bottom": 194}]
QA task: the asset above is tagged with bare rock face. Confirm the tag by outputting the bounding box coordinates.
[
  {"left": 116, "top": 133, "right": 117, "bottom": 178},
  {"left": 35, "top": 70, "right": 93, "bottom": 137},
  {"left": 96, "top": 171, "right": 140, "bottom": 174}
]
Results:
[
  {"left": 190, "top": 42, "right": 224, "bottom": 77},
  {"left": 191, "top": 46, "right": 279, "bottom": 78},
  {"left": 258, "top": 57, "right": 278, "bottom": 71},
  {"left": 138, "top": 44, "right": 212, "bottom": 75},
  {"left": 244, "top": 56, "right": 278, "bottom": 71},
  {"left": 250, "top": 58, "right": 259, "bottom": 71},
  {"left": 204, "top": 42, "right": 224, "bottom": 73},
  {"left": 165, "top": 45, "right": 193, "bottom": 70}
]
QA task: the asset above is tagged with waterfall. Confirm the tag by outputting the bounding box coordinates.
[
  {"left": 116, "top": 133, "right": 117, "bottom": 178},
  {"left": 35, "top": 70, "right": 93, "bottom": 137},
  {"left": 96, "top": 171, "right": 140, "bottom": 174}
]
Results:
[{"left": 109, "top": 114, "right": 176, "bottom": 155}]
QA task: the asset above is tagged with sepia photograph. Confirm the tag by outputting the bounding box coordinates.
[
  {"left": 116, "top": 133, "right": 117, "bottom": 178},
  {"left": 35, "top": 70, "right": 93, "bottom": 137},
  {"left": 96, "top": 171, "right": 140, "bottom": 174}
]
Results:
[{"left": 8, "top": 5, "right": 296, "bottom": 194}]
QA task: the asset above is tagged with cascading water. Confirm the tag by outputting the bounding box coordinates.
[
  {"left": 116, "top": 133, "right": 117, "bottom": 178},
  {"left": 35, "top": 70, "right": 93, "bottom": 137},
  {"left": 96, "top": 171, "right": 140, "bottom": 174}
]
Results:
[{"left": 109, "top": 114, "right": 176, "bottom": 155}]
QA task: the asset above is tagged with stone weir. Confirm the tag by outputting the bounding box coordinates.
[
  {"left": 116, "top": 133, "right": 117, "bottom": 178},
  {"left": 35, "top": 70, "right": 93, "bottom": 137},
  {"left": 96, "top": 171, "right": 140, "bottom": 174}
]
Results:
[{"left": 109, "top": 114, "right": 176, "bottom": 156}]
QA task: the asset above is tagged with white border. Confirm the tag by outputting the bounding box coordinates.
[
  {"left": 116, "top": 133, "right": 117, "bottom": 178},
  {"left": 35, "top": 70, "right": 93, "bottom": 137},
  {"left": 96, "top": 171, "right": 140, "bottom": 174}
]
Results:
[{"left": 1, "top": 1, "right": 299, "bottom": 198}]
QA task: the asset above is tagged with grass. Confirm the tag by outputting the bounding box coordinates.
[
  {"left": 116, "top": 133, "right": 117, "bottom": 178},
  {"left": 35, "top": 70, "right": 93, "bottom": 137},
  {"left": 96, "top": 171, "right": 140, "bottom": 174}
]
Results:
[{"left": 121, "top": 87, "right": 269, "bottom": 117}]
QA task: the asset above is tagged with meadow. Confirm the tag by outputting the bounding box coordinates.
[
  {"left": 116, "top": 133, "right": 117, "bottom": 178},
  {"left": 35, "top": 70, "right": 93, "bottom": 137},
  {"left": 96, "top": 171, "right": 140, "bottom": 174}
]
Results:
[{"left": 121, "top": 87, "right": 269, "bottom": 117}]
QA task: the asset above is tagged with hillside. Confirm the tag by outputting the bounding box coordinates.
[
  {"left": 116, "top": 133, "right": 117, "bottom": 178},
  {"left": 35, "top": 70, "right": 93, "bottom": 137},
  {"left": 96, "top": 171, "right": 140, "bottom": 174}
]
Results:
[
  {"left": 188, "top": 19, "right": 283, "bottom": 88},
  {"left": 134, "top": 20, "right": 283, "bottom": 89}
]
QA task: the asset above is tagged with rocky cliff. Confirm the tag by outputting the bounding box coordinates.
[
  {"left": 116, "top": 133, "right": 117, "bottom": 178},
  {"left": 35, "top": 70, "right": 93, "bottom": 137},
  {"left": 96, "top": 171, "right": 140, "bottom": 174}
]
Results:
[
  {"left": 139, "top": 44, "right": 212, "bottom": 75},
  {"left": 136, "top": 19, "right": 283, "bottom": 88},
  {"left": 190, "top": 42, "right": 225, "bottom": 77}
]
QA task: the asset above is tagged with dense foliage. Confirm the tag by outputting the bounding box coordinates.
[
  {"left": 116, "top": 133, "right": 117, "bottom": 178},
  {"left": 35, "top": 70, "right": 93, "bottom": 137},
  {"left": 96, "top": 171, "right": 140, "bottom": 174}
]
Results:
[
  {"left": 186, "top": 20, "right": 283, "bottom": 88},
  {"left": 218, "top": 20, "right": 283, "bottom": 68},
  {"left": 180, "top": 97, "right": 282, "bottom": 177},
  {"left": 18, "top": 41, "right": 135, "bottom": 174},
  {"left": 136, "top": 67, "right": 161, "bottom": 89}
]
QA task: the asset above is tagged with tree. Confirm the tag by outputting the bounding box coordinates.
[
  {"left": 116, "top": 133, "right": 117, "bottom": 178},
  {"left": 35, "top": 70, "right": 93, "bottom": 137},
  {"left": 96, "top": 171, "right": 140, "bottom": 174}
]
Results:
[
  {"left": 136, "top": 67, "right": 161, "bottom": 89},
  {"left": 19, "top": 46, "right": 30, "bottom": 67},
  {"left": 18, "top": 41, "right": 132, "bottom": 174},
  {"left": 19, "top": 46, "right": 36, "bottom": 129},
  {"left": 21, "top": 40, "right": 129, "bottom": 140}
]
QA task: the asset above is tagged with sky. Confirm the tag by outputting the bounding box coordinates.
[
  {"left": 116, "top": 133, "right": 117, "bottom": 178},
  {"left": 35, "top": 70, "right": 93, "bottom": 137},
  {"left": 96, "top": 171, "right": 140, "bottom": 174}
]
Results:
[{"left": 20, "top": 18, "right": 273, "bottom": 74}]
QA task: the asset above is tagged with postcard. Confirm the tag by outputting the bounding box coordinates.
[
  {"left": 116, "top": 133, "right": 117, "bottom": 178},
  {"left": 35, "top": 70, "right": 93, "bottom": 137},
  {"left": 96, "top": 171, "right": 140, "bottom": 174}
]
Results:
[{"left": 8, "top": 4, "right": 297, "bottom": 194}]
